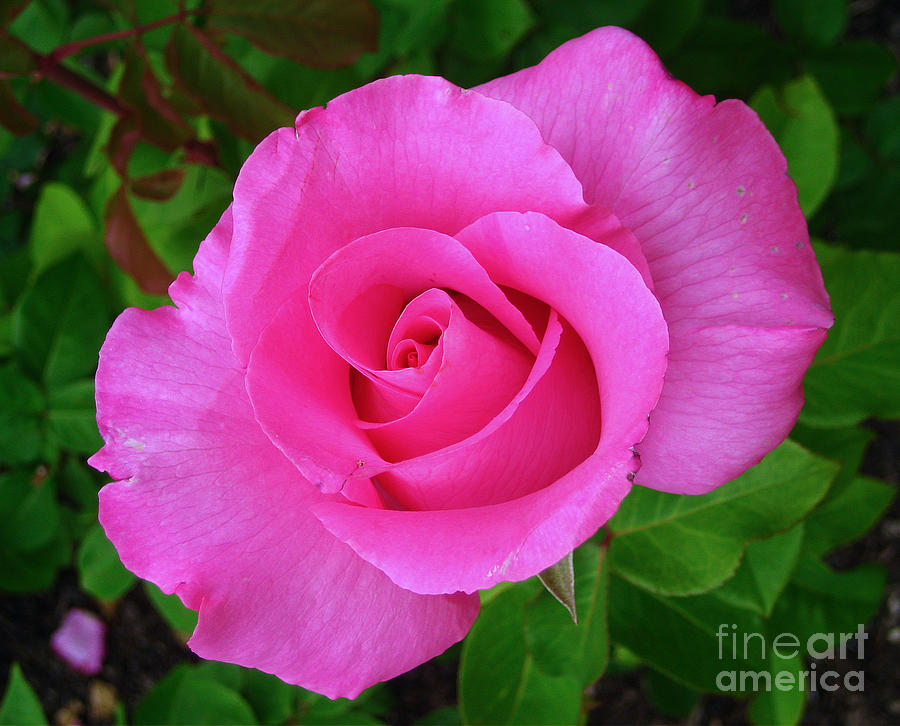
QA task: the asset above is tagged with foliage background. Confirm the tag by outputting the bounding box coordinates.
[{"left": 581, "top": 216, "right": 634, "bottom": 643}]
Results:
[{"left": 0, "top": 0, "right": 898, "bottom": 724}]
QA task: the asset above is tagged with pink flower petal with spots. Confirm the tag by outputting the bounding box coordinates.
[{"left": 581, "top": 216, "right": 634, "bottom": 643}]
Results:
[{"left": 479, "top": 26, "right": 832, "bottom": 492}]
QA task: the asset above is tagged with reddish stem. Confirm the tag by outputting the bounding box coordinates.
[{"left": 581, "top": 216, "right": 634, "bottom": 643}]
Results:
[
  {"left": 37, "top": 57, "right": 126, "bottom": 116},
  {"left": 30, "top": 22, "right": 222, "bottom": 169},
  {"left": 49, "top": 9, "right": 196, "bottom": 63}
]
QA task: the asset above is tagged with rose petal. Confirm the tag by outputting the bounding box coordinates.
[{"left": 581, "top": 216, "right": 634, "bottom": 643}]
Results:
[
  {"left": 371, "top": 310, "right": 601, "bottom": 511},
  {"left": 635, "top": 322, "right": 826, "bottom": 491},
  {"left": 478, "top": 26, "right": 833, "bottom": 492},
  {"left": 248, "top": 225, "right": 544, "bottom": 492},
  {"left": 310, "top": 226, "right": 541, "bottom": 365},
  {"left": 351, "top": 289, "right": 446, "bottom": 421},
  {"left": 90, "top": 209, "right": 478, "bottom": 699},
  {"left": 223, "top": 74, "right": 591, "bottom": 367},
  {"left": 50, "top": 609, "right": 106, "bottom": 676},
  {"left": 314, "top": 211, "right": 668, "bottom": 594},
  {"left": 359, "top": 293, "right": 534, "bottom": 462}
]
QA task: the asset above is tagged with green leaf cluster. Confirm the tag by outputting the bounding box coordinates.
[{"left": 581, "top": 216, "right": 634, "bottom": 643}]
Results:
[
  {"left": 133, "top": 662, "right": 391, "bottom": 726},
  {"left": 461, "top": 436, "right": 892, "bottom": 724}
]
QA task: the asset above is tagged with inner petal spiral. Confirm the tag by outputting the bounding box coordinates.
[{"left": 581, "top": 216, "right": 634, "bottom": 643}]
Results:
[{"left": 354, "top": 289, "right": 534, "bottom": 462}]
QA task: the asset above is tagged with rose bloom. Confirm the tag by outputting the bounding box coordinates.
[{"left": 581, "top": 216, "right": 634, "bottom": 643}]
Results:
[{"left": 90, "top": 27, "right": 832, "bottom": 697}]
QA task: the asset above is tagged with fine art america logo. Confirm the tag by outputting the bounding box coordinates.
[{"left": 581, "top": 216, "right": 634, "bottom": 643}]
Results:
[{"left": 716, "top": 624, "right": 868, "bottom": 693}]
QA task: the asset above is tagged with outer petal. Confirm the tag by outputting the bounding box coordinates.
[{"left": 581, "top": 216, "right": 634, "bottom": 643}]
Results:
[
  {"left": 223, "top": 74, "right": 591, "bottom": 367},
  {"left": 89, "top": 210, "right": 478, "bottom": 699},
  {"left": 636, "top": 322, "right": 824, "bottom": 487},
  {"left": 478, "top": 26, "right": 833, "bottom": 492},
  {"left": 314, "top": 212, "right": 668, "bottom": 594}
]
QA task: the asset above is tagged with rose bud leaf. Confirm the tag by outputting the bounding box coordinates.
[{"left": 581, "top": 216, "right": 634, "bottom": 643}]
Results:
[
  {"left": 537, "top": 551, "right": 577, "bottom": 623},
  {"left": 525, "top": 542, "right": 609, "bottom": 686}
]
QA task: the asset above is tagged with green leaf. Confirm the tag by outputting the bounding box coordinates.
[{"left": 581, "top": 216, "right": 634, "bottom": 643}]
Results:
[
  {"left": 806, "top": 41, "right": 897, "bottom": 117},
  {"left": 0, "top": 80, "right": 38, "bottom": 135},
  {"left": 77, "top": 523, "right": 135, "bottom": 600},
  {"left": 770, "top": 556, "right": 885, "bottom": 645},
  {"left": 536, "top": 550, "right": 575, "bottom": 622},
  {"left": 241, "top": 669, "right": 296, "bottom": 726},
  {"left": 28, "top": 182, "right": 101, "bottom": 279},
  {"left": 128, "top": 165, "right": 232, "bottom": 278},
  {"left": 135, "top": 665, "right": 258, "bottom": 726},
  {"left": 0, "top": 664, "right": 47, "bottom": 726},
  {"left": 58, "top": 458, "right": 101, "bottom": 513},
  {"left": 801, "top": 244, "right": 900, "bottom": 426},
  {"left": 0, "top": 2, "right": 31, "bottom": 27},
  {"left": 643, "top": 668, "right": 699, "bottom": 719},
  {"left": 131, "top": 168, "right": 185, "bottom": 201},
  {"left": 515, "top": 0, "right": 680, "bottom": 75},
  {"left": 750, "top": 75, "right": 838, "bottom": 217},
  {"left": 144, "top": 582, "right": 199, "bottom": 634},
  {"left": 128, "top": 0, "right": 181, "bottom": 51},
  {"left": 788, "top": 423, "right": 885, "bottom": 551},
  {"left": 116, "top": 50, "right": 194, "bottom": 155},
  {"left": 527, "top": 0, "right": 649, "bottom": 31},
  {"left": 821, "top": 165, "right": 900, "bottom": 252},
  {"left": 0, "top": 35, "right": 35, "bottom": 77},
  {"left": 790, "top": 424, "right": 872, "bottom": 477},
  {"left": 298, "top": 683, "right": 387, "bottom": 723},
  {"left": 748, "top": 652, "right": 805, "bottom": 726},
  {"left": 67, "top": 10, "right": 118, "bottom": 45},
  {"left": 664, "top": 18, "right": 795, "bottom": 99},
  {"left": 206, "top": 0, "right": 378, "bottom": 69},
  {"left": 631, "top": 0, "right": 705, "bottom": 57},
  {"left": 447, "top": 0, "right": 535, "bottom": 62},
  {"left": 773, "top": 0, "right": 847, "bottom": 48},
  {"left": 607, "top": 441, "right": 835, "bottom": 596},
  {"left": 459, "top": 579, "right": 581, "bottom": 725},
  {"left": 29, "top": 76, "right": 101, "bottom": 130},
  {"left": 415, "top": 707, "right": 461, "bottom": 725},
  {"left": 46, "top": 378, "right": 102, "bottom": 454},
  {"left": 866, "top": 96, "right": 900, "bottom": 162},
  {"left": 166, "top": 24, "right": 294, "bottom": 143},
  {"left": 7, "top": 0, "right": 67, "bottom": 54},
  {"left": 0, "top": 361, "right": 44, "bottom": 464},
  {"left": 834, "top": 126, "right": 872, "bottom": 191},
  {"left": 0, "top": 235, "right": 31, "bottom": 307},
  {"left": 714, "top": 524, "right": 805, "bottom": 617},
  {"left": 301, "top": 710, "right": 383, "bottom": 726},
  {"left": 104, "top": 186, "right": 174, "bottom": 296},
  {"left": 196, "top": 662, "right": 245, "bottom": 692},
  {"left": 13, "top": 255, "right": 109, "bottom": 387},
  {"left": 0, "top": 481, "right": 70, "bottom": 593},
  {"left": 3, "top": 475, "right": 59, "bottom": 552},
  {"left": 608, "top": 573, "right": 766, "bottom": 692},
  {"left": 372, "top": 0, "right": 450, "bottom": 58},
  {"left": 524, "top": 542, "right": 608, "bottom": 686},
  {"left": 0, "top": 539, "right": 69, "bottom": 592},
  {"left": 803, "top": 474, "right": 894, "bottom": 556}
]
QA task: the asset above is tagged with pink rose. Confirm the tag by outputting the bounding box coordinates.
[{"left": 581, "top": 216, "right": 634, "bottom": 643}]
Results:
[{"left": 90, "top": 27, "right": 832, "bottom": 698}]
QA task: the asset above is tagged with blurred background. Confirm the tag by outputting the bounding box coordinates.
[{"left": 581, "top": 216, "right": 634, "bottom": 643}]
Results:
[{"left": 0, "top": 0, "right": 897, "bottom": 724}]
